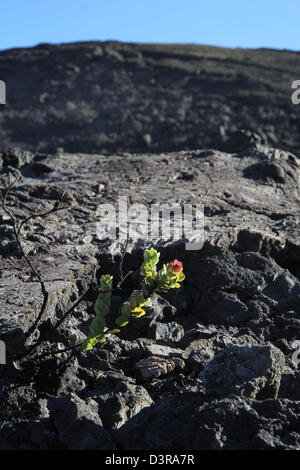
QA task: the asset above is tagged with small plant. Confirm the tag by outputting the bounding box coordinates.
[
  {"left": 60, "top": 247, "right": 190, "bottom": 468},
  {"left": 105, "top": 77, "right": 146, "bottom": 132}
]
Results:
[
  {"left": 72, "top": 248, "right": 185, "bottom": 351},
  {"left": 77, "top": 274, "right": 120, "bottom": 351},
  {"left": 0, "top": 178, "right": 184, "bottom": 372}
]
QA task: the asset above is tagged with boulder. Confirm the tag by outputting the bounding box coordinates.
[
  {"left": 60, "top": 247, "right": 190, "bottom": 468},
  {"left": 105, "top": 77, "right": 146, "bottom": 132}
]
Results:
[{"left": 203, "top": 344, "right": 285, "bottom": 399}]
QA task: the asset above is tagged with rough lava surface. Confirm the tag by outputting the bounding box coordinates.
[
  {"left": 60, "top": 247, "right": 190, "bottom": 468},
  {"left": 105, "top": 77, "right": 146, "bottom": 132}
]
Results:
[
  {"left": 0, "top": 41, "right": 300, "bottom": 155},
  {"left": 0, "top": 42, "right": 300, "bottom": 450}
]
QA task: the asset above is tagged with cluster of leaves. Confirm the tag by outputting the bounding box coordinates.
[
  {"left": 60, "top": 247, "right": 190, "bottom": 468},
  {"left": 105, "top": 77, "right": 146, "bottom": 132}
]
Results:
[
  {"left": 78, "top": 274, "right": 120, "bottom": 350},
  {"left": 141, "top": 249, "right": 185, "bottom": 293},
  {"left": 0, "top": 179, "right": 183, "bottom": 366},
  {"left": 71, "top": 248, "right": 185, "bottom": 351}
]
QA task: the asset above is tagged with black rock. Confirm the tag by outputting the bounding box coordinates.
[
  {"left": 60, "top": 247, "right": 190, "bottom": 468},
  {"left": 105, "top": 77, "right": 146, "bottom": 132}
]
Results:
[{"left": 47, "top": 394, "right": 116, "bottom": 450}]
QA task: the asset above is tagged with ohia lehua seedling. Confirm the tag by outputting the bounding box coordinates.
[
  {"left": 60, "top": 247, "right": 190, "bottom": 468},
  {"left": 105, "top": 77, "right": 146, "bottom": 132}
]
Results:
[{"left": 70, "top": 248, "right": 185, "bottom": 351}]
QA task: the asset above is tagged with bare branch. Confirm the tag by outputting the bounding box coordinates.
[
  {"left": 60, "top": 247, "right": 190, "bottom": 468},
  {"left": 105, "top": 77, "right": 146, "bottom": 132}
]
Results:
[
  {"left": 17, "top": 190, "right": 68, "bottom": 236},
  {"left": 118, "top": 235, "right": 129, "bottom": 285},
  {"left": 0, "top": 177, "right": 68, "bottom": 344},
  {"left": 53, "top": 264, "right": 97, "bottom": 330},
  {"left": 21, "top": 263, "right": 98, "bottom": 359}
]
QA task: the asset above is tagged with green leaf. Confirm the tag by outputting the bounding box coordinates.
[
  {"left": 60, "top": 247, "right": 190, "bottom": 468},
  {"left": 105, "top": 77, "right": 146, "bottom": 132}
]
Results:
[
  {"left": 131, "top": 307, "right": 146, "bottom": 318},
  {"left": 105, "top": 328, "right": 120, "bottom": 335},
  {"left": 130, "top": 294, "right": 146, "bottom": 308},
  {"left": 148, "top": 248, "right": 160, "bottom": 266},
  {"left": 81, "top": 337, "right": 99, "bottom": 351},
  {"left": 84, "top": 273, "right": 114, "bottom": 351},
  {"left": 115, "top": 316, "right": 129, "bottom": 327},
  {"left": 90, "top": 316, "right": 105, "bottom": 336},
  {"left": 141, "top": 249, "right": 160, "bottom": 274}
]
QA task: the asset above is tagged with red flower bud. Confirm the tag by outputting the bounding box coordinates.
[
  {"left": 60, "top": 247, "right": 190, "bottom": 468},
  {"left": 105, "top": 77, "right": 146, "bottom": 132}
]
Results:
[{"left": 167, "top": 259, "right": 183, "bottom": 275}]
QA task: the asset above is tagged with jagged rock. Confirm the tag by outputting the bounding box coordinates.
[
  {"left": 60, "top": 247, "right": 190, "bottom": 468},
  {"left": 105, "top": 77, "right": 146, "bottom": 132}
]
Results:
[
  {"left": 183, "top": 248, "right": 300, "bottom": 327},
  {"left": 222, "top": 129, "right": 267, "bottom": 153},
  {"left": 47, "top": 394, "right": 116, "bottom": 450},
  {"left": 183, "top": 339, "right": 215, "bottom": 370},
  {"left": 92, "top": 369, "right": 136, "bottom": 396},
  {"left": 182, "top": 333, "right": 259, "bottom": 371},
  {"left": 203, "top": 344, "right": 285, "bottom": 399},
  {"left": 262, "top": 271, "right": 300, "bottom": 303},
  {"left": 148, "top": 321, "right": 184, "bottom": 344},
  {"left": 0, "top": 246, "right": 97, "bottom": 356},
  {"left": 1, "top": 142, "right": 300, "bottom": 449},
  {"left": 118, "top": 293, "right": 177, "bottom": 340},
  {"left": 140, "top": 341, "right": 184, "bottom": 359},
  {"left": 56, "top": 358, "right": 86, "bottom": 395},
  {"left": 178, "top": 323, "right": 221, "bottom": 348},
  {"left": 115, "top": 390, "right": 300, "bottom": 450},
  {"left": 96, "top": 382, "right": 153, "bottom": 430},
  {"left": 135, "top": 355, "right": 185, "bottom": 381},
  {"left": 236, "top": 229, "right": 265, "bottom": 252},
  {"left": 0, "top": 42, "right": 300, "bottom": 155},
  {"left": 1, "top": 147, "right": 34, "bottom": 169},
  {"left": 1, "top": 41, "right": 300, "bottom": 450},
  {"left": 110, "top": 338, "right": 184, "bottom": 361}
]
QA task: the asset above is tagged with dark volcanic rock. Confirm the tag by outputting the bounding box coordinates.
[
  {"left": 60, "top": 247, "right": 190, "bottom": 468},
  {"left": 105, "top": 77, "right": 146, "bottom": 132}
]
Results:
[
  {"left": 118, "top": 293, "right": 177, "bottom": 340},
  {"left": 0, "top": 42, "right": 300, "bottom": 155},
  {"left": 47, "top": 394, "right": 115, "bottom": 450},
  {"left": 1, "top": 41, "right": 300, "bottom": 451},
  {"left": 95, "top": 382, "right": 153, "bottom": 431},
  {"left": 0, "top": 144, "right": 300, "bottom": 449},
  {"left": 135, "top": 355, "right": 185, "bottom": 381},
  {"left": 115, "top": 390, "right": 300, "bottom": 450},
  {"left": 1, "top": 147, "right": 34, "bottom": 169},
  {"left": 203, "top": 344, "right": 285, "bottom": 399},
  {"left": 148, "top": 321, "right": 184, "bottom": 345}
]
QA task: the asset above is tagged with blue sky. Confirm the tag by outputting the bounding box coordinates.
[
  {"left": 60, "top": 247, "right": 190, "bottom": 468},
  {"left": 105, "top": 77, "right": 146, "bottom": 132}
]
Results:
[{"left": 1, "top": 0, "right": 299, "bottom": 51}]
